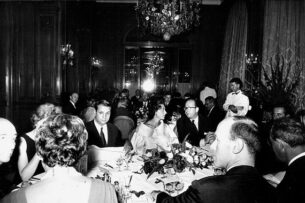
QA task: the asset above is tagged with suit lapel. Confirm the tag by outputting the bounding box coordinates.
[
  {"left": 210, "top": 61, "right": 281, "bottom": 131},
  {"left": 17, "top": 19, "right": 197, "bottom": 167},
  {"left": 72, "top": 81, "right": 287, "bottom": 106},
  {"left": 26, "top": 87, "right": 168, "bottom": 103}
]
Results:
[
  {"left": 106, "top": 123, "right": 112, "bottom": 146},
  {"left": 92, "top": 121, "right": 105, "bottom": 147}
]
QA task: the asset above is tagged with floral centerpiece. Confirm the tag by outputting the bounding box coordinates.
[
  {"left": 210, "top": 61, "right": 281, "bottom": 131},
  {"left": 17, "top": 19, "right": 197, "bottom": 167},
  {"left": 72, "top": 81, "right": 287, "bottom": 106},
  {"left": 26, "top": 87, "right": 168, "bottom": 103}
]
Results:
[
  {"left": 141, "top": 143, "right": 214, "bottom": 179},
  {"left": 134, "top": 105, "right": 149, "bottom": 121}
]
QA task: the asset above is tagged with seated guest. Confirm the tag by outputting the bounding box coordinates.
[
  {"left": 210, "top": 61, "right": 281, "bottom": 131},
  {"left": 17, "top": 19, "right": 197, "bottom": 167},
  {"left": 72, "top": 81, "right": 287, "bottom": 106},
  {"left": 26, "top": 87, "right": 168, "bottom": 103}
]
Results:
[
  {"left": 269, "top": 118, "right": 305, "bottom": 202},
  {"left": 204, "top": 96, "right": 224, "bottom": 132},
  {"left": 131, "top": 97, "right": 179, "bottom": 155},
  {"left": 176, "top": 98, "right": 209, "bottom": 146},
  {"left": 256, "top": 105, "right": 287, "bottom": 174},
  {"left": 62, "top": 92, "right": 79, "bottom": 116},
  {"left": 119, "top": 88, "right": 129, "bottom": 100},
  {"left": 85, "top": 100, "right": 123, "bottom": 148},
  {"left": 152, "top": 116, "right": 276, "bottom": 203},
  {"left": 130, "top": 89, "right": 142, "bottom": 111},
  {"left": 1, "top": 114, "right": 117, "bottom": 203},
  {"left": 112, "top": 97, "right": 136, "bottom": 141},
  {"left": 18, "top": 103, "right": 56, "bottom": 181},
  {"left": 163, "top": 92, "right": 172, "bottom": 113},
  {"left": 80, "top": 98, "right": 96, "bottom": 123},
  {"left": 0, "top": 118, "right": 17, "bottom": 199}
]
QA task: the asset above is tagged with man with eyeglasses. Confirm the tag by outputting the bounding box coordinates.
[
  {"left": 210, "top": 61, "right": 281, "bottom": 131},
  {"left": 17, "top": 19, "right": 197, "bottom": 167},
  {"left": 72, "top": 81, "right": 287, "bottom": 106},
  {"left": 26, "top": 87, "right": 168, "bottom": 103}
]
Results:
[
  {"left": 0, "top": 118, "right": 17, "bottom": 199},
  {"left": 176, "top": 98, "right": 209, "bottom": 146}
]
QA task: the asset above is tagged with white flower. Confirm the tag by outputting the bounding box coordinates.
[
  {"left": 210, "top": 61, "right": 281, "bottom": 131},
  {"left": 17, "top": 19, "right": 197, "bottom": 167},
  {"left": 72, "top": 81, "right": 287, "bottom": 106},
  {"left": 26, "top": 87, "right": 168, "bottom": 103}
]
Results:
[
  {"left": 146, "top": 152, "right": 152, "bottom": 157},
  {"left": 186, "top": 155, "right": 193, "bottom": 163},
  {"left": 159, "top": 159, "right": 165, "bottom": 165},
  {"left": 185, "top": 142, "right": 192, "bottom": 148},
  {"left": 167, "top": 152, "right": 173, "bottom": 159}
]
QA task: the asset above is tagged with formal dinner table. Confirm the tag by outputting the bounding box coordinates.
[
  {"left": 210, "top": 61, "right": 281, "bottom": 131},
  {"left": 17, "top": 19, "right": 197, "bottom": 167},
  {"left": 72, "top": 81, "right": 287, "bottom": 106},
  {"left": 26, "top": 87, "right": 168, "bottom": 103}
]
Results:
[
  {"left": 86, "top": 146, "right": 215, "bottom": 203},
  {"left": 13, "top": 146, "right": 284, "bottom": 203}
]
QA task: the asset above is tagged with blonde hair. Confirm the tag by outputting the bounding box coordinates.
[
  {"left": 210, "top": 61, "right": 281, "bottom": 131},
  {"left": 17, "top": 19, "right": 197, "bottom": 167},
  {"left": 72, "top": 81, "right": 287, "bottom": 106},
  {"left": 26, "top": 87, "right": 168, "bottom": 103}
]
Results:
[{"left": 31, "top": 103, "right": 56, "bottom": 127}]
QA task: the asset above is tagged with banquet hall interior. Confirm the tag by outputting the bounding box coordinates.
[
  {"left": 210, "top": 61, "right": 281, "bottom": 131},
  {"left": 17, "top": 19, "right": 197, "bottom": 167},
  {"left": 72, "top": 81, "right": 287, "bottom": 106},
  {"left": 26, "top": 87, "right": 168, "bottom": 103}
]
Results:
[
  {"left": 1, "top": 0, "right": 305, "bottom": 202},
  {"left": 1, "top": 0, "right": 304, "bottom": 133}
]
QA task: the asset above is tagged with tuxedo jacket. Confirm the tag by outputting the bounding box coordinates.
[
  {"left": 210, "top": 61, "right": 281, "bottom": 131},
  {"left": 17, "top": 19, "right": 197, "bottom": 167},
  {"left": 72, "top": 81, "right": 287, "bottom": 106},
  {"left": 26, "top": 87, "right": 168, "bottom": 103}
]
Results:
[
  {"left": 157, "top": 166, "right": 276, "bottom": 203},
  {"left": 62, "top": 101, "right": 78, "bottom": 116},
  {"left": 206, "top": 106, "right": 225, "bottom": 132},
  {"left": 176, "top": 114, "right": 209, "bottom": 146},
  {"left": 85, "top": 121, "right": 123, "bottom": 148},
  {"left": 276, "top": 155, "right": 305, "bottom": 202}
]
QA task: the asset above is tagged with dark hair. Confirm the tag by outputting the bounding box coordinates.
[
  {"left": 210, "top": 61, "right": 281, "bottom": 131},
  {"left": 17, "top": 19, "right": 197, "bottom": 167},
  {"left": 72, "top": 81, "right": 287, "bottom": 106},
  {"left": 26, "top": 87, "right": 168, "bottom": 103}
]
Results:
[
  {"left": 36, "top": 114, "right": 88, "bottom": 167},
  {"left": 163, "top": 91, "right": 171, "bottom": 97},
  {"left": 230, "top": 116, "right": 260, "bottom": 154},
  {"left": 270, "top": 117, "right": 305, "bottom": 147},
  {"left": 117, "top": 97, "right": 129, "bottom": 108},
  {"left": 229, "top": 78, "right": 243, "bottom": 88},
  {"left": 184, "top": 92, "right": 191, "bottom": 98},
  {"left": 205, "top": 96, "right": 216, "bottom": 104},
  {"left": 94, "top": 99, "right": 111, "bottom": 110},
  {"left": 146, "top": 96, "right": 165, "bottom": 121}
]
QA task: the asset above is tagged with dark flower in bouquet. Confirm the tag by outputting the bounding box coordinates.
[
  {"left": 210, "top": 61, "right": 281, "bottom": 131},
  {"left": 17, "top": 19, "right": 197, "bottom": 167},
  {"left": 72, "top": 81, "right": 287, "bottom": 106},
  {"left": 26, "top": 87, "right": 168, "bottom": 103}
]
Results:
[
  {"left": 141, "top": 143, "right": 214, "bottom": 179},
  {"left": 134, "top": 105, "right": 149, "bottom": 121}
]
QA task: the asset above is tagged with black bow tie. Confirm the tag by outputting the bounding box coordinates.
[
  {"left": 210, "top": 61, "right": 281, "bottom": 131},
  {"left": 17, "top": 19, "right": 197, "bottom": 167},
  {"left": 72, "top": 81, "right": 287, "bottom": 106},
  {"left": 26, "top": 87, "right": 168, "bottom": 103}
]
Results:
[{"left": 232, "top": 91, "right": 240, "bottom": 95}]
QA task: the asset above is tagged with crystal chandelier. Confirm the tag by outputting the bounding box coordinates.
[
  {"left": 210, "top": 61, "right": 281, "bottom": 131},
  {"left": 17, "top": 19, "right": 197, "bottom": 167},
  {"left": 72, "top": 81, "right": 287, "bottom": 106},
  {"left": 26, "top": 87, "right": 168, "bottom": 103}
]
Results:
[{"left": 136, "top": 0, "right": 201, "bottom": 41}]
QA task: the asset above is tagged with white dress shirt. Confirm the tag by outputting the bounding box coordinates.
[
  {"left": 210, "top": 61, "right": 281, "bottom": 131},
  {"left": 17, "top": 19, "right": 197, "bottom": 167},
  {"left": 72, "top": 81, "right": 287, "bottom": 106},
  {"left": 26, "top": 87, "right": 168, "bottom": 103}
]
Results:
[
  {"left": 94, "top": 120, "right": 108, "bottom": 144},
  {"left": 223, "top": 90, "right": 249, "bottom": 117},
  {"left": 191, "top": 116, "right": 199, "bottom": 130},
  {"left": 69, "top": 100, "right": 76, "bottom": 109}
]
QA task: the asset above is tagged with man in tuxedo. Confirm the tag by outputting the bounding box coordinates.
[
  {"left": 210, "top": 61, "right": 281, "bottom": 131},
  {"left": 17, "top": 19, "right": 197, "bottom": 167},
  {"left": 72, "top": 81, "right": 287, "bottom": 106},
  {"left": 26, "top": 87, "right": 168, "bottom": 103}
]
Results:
[
  {"left": 85, "top": 100, "right": 123, "bottom": 148},
  {"left": 62, "top": 92, "right": 79, "bottom": 116},
  {"left": 152, "top": 116, "right": 276, "bottom": 203},
  {"left": 269, "top": 118, "right": 305, "bottom": 202},
  {"left": 176, "top": 98, "right": 209, "bottom": 146},
  {"left": 204, "top": 96, "right": 224, "bottom": 132}
]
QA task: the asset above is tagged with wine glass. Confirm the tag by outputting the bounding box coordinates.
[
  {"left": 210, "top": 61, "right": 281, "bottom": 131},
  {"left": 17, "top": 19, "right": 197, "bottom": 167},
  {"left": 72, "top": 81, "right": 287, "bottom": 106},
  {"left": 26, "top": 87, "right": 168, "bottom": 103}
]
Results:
[
  {"left": 164, "top": 182, "right": 175, "bottom": 194},
  {"left": 116, "top": 157, "right": 123, "bottom": 171},
  {"left": 124, "top": 153, "right": 131, "bottom": 170},
  {"left": 124, "top": 175, "right": 132, "bottom": 200},
  {"left": 175, "top": 181, "right": 184, "bottom": 195}
]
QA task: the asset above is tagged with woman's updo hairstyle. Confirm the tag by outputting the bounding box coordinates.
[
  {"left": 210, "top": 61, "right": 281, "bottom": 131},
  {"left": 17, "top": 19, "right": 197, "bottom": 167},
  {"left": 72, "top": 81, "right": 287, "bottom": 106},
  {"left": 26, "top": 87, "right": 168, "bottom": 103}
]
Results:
[{"left": 36, "top": 114, "right": 88, "bottom": 167}]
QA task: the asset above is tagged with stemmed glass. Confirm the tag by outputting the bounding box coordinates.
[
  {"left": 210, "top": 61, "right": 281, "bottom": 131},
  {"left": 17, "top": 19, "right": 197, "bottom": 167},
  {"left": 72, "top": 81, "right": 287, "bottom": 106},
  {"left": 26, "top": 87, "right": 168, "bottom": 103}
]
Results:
[
  {"left": 164, "top": 182, "right": 175, "bottom": 194},
  {"left": 175, "top": 181, "right": 184, "bottom": 195},
  {"left": 124, "top": 153, "right": 132, "bottom": 170},
  {"left": 116, "top": 157, "right": 124, "bottom": 171}
]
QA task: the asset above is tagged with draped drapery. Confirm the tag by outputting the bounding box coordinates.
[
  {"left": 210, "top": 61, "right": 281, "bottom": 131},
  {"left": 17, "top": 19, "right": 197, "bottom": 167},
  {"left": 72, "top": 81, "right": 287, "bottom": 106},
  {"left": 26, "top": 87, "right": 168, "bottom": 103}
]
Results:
[
  {"left": 262, "top": 0, "right": 305, "bottom": 111},
  {"left": 218, "top": 0, "right": 248, "bottom": 106}
]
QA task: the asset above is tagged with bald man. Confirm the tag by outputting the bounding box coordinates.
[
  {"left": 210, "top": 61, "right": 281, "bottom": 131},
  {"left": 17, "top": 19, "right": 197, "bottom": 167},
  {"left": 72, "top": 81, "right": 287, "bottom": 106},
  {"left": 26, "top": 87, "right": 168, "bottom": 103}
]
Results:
[
  {"left": 0, "top": 118, "right": 17, "bottom": 198},
  {"left": 0, "top": 118, "right": 17, "bottom": 165}
]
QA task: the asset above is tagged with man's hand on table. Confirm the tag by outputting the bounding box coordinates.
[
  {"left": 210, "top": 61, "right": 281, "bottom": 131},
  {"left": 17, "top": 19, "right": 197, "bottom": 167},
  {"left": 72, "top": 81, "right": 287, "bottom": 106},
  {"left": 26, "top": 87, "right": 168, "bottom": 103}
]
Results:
[{"left": 200, "top": 132, "right": 215, "bottom": 147}]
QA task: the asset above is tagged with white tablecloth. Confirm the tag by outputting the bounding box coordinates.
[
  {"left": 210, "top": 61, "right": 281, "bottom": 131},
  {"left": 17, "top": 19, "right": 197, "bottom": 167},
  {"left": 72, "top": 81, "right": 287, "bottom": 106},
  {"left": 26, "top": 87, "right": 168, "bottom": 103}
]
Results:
[{"left": 86, "top": 146, "right": 214, "bottom": 203}]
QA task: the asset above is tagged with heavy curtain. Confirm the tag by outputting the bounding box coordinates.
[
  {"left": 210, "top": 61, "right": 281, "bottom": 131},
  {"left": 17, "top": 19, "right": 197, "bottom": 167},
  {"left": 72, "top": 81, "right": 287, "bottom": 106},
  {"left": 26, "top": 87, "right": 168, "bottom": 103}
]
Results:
[
  {"left": 218, "top": 0, "right": 248, "bottom": 106},
  {"left": 262, "top": 0, "right": 305, "bottom": 111}
]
